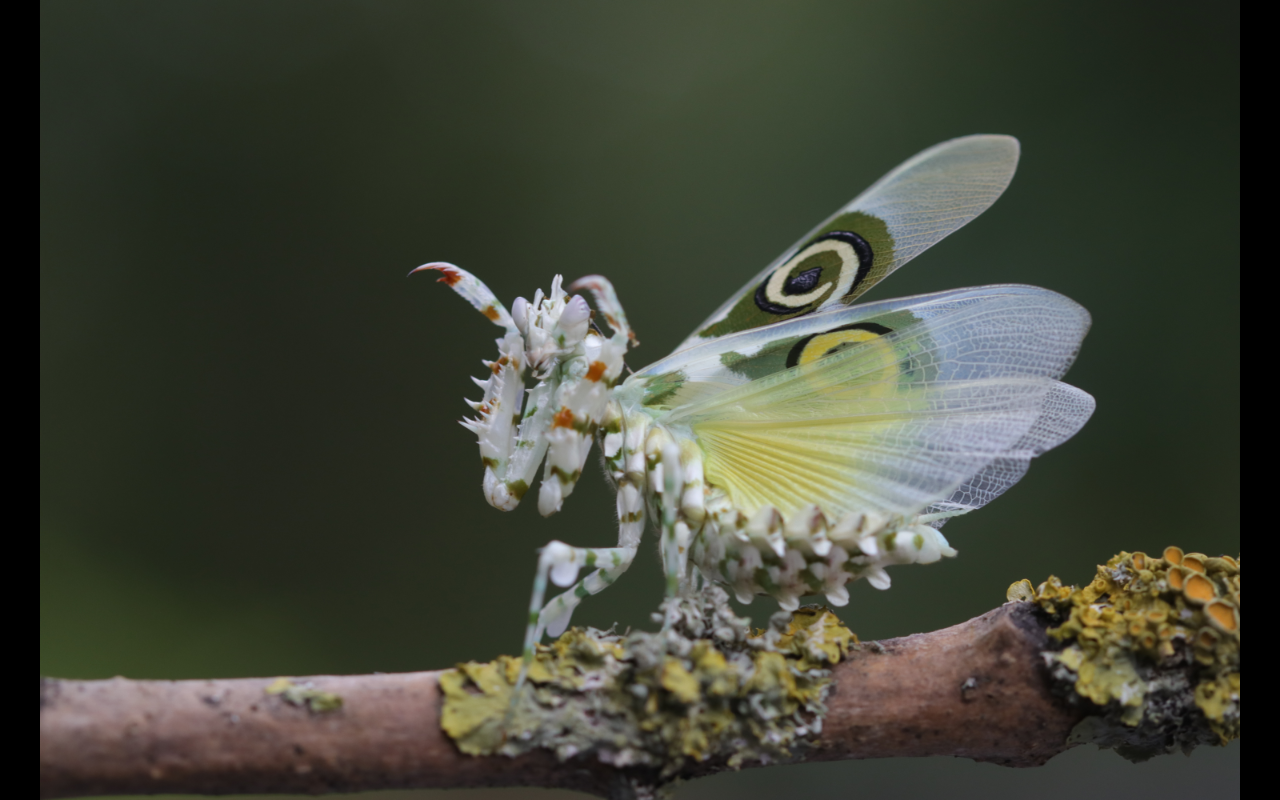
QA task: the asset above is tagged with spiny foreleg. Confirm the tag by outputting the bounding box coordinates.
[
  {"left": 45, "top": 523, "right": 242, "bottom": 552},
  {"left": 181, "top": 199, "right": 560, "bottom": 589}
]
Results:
[
  {"left": 537, "top": 333, "right": 630, "bottom": 516},
  {"left": 534, "top": 275, "right": 638, "bottom": 517},
  {"left": 413, "top": 262, "right": 528, "bottom": 510},
  {"left": 568, "top": 275, "right": 637, "bottom": 346},
  {"left": 497, "top": 374, "right": 559, "bottom": 506},
  {"left": 409, "top": 262, "right": 518, "bottom": 331}
]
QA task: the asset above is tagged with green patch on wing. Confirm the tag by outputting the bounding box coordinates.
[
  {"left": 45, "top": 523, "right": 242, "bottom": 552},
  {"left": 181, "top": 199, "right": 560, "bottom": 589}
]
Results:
[
  {"left": 641, "top": 370, "right": 687, "bottom": 409},
  {"left": 717, "top": 337, "right": 802, "bottom": 380}
]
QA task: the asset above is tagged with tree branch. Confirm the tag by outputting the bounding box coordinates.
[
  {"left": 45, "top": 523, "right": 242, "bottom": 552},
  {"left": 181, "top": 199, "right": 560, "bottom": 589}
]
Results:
[
  {"left": 41, "top": 603, "right": 1075, "bottom": 799},
  {"left": 41, "top": 546, "right": 1241, "bottom": 799}
]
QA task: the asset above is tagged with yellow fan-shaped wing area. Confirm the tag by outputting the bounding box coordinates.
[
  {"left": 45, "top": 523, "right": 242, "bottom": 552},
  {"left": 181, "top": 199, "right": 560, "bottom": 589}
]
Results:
[{"left": 662, "top": 289, "right": 1093, "bottom": 521}]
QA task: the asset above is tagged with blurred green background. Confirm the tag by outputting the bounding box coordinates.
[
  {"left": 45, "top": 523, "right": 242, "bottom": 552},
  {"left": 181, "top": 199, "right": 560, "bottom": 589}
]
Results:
[{"left": 41, "top": 1, "right": 1238, "bottom": 798}]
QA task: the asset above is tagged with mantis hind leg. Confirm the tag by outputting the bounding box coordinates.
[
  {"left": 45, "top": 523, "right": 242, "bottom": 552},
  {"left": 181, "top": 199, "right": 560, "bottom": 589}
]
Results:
[
  {"left": 512, "top": 451, "right": 647, "bottom": 702},
  {"left": 514, "top": 542, "right": 638, "bottom": 694}
]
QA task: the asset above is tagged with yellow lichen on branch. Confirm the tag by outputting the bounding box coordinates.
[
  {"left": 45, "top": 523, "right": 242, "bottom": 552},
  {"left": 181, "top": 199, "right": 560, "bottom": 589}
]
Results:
[
  {"left": 440, "top": 589, "right": 857, "bottom": 776},
  {"left": 1009, "top": 546, "right": 1240, "bottom": 759}
]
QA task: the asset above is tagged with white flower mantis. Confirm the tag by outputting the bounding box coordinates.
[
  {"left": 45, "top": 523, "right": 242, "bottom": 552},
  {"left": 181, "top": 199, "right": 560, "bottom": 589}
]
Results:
[{"left": 414, "top": 135, "right": 1094, "bottom": 679}]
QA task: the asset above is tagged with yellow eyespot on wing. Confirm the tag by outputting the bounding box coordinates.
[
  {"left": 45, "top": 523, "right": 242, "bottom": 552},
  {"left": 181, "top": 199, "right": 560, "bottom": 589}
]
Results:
[
  {"left": 786, "top": 322, "right": 899, "bottom": 399},
  {"left": 790, "top": 325, "right": 888, "bottom": 367}
]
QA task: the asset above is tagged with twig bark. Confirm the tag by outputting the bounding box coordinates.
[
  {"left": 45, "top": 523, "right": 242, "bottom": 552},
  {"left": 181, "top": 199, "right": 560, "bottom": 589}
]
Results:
[{"left": 41, "top": 603, "right": 1080, "bottom": 799}]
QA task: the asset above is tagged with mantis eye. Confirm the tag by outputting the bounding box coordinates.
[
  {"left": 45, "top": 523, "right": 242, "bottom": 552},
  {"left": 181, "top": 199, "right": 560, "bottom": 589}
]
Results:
[
  {"left": 512, "top": 296, "right": 529, "bottom": 335},
  {"left": 558, "top": 295, "right": 591, "bottom": 342}
]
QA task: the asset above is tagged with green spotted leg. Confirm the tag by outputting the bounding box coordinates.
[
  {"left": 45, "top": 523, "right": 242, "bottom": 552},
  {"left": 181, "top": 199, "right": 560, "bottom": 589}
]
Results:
[
  {"left": 514, "top": 541, "right": 638, "bottom": 694},
  {"left": 659, "top": 441, "right": 687, "bottom": 598}
]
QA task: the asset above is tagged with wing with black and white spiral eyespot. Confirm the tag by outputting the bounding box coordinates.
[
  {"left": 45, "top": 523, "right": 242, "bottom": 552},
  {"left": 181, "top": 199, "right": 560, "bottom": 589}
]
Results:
[{"left": 677, "top": 135, "right": 1021, "bottom": 352}]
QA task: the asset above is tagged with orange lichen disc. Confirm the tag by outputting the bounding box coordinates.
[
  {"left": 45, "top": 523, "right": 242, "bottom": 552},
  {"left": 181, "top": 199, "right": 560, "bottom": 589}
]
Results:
[
  {"left": 1182, "top": 554, "right": 1208, "bottom": 574},
  {"left": 1183, "top": 573, "right": 1219, "bottom": 604},
  {"left": 1205, "top": 600, "right": 1239, "bottom": 633}
]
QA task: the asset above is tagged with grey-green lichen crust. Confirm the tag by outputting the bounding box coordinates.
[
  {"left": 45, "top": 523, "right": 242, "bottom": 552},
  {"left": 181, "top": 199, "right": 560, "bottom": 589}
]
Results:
[
  {"left": 439, "top": 586, "right": 855, "bottom": 776},
  {"left": 264, "top": 677, "right": 344, "bottom": 713},
  {"left": 1008, "top": 547, "right": 1240, "bottom": 762}
]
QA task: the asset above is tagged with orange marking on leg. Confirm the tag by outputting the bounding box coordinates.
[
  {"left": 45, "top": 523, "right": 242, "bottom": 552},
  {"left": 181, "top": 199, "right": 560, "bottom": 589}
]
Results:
[
  {"left": 483, "top": 305, "right": 501, "bottom": 321},
  {"left": 585, "top": 361, "right": 607, "bottom": 382},
  {"left": 553, "top": 408, "right": 576, "bottom": 428},
  {"left": 427, "top": 266, "right": 462, "bottom": 286}
]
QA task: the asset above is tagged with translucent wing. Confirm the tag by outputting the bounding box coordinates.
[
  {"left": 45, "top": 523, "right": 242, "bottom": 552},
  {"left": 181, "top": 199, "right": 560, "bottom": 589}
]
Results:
[
  {"left": 922, "top": 381, "right": 1095, "bottom": 522},
  {"left": 631, "top": 285, "right": 1073, "bottom": 410},
  {"left": 623, "top": 286, "right": 1093, "bottom": 522},
  {"left": 678, "top": 135, "right": 1020, "bottom": 351}
]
